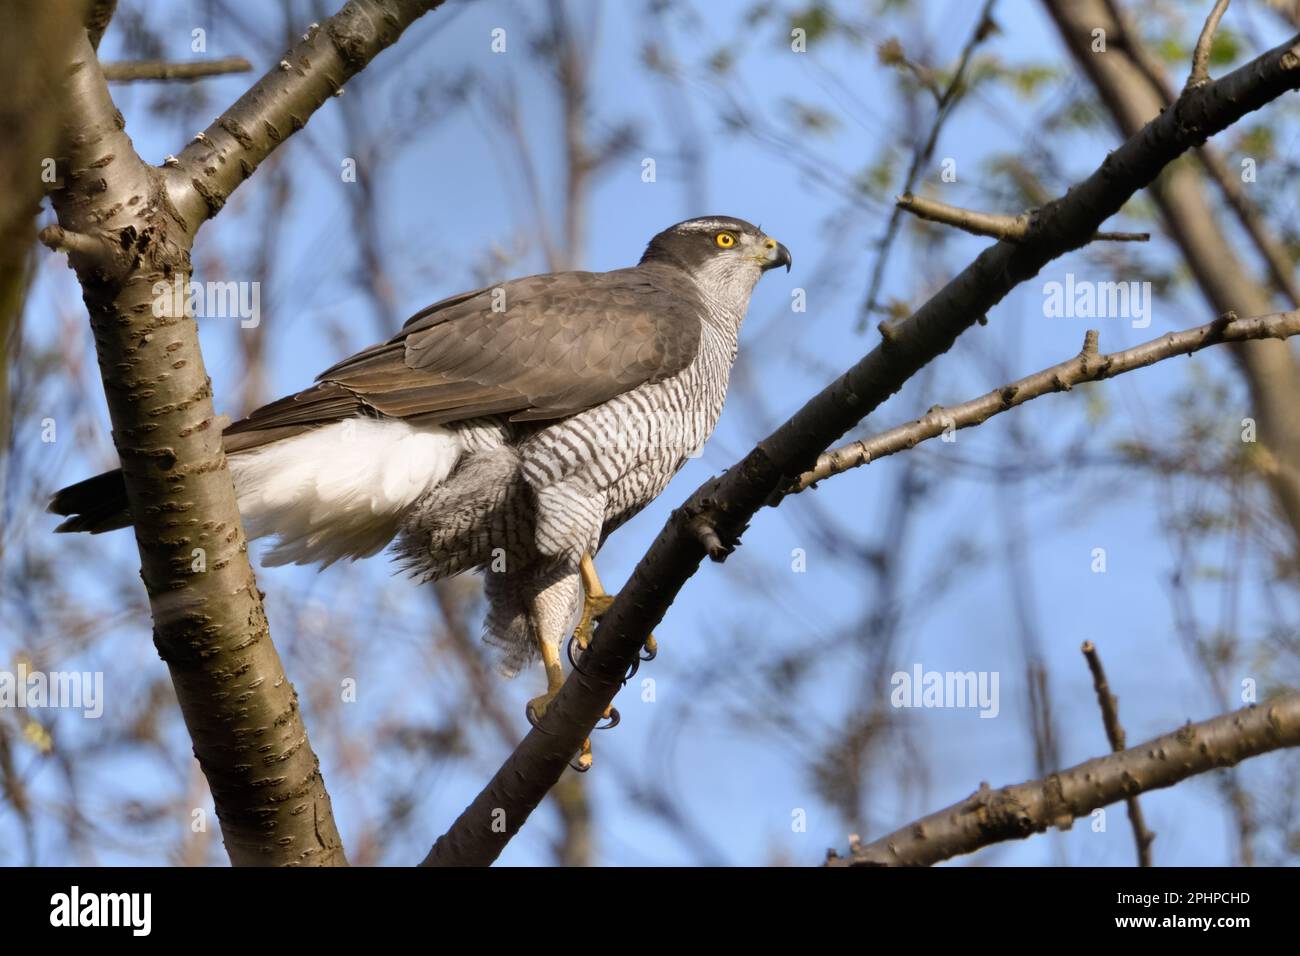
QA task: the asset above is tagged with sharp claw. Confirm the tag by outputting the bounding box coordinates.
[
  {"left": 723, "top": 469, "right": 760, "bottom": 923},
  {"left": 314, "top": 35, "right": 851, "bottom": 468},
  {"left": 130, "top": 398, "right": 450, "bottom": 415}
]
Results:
[
  {"left": 640, "top": 642, "right": 658, "bottom": 662},
  {"left": 526, "top": 704, "right": 544, "bottom": 729},
  {"left": 565, "top": 635, "right": 594, "bottom": 678},
  {"left": 526, "top": 689, "right": 559, "bottom": 730},
  {"left": 596, "top": 706, "right": 620, "bottom": 730},
  {"left": 570, "top": 738, "right": 594, "bottom": 772}
]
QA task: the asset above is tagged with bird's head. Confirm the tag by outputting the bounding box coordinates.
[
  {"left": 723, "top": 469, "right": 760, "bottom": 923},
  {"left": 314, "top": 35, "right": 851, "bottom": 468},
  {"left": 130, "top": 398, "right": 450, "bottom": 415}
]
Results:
[{"left": 639, "top": 217, "right": 792, "bottom": 287}]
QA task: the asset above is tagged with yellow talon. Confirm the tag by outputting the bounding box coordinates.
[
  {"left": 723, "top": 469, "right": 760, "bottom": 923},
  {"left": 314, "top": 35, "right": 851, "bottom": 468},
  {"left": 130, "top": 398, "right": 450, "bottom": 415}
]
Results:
[
  {"left": 574, "top": 737, "right": 593, "bottom": 772},
  {"left": 525, "top": 624, "right": 607, "bottom": 770},
  {"left": 529, "top": 553, "right": 658, "bottom": 771},
  {"left": 574, "top": 593, "right": 615, "bottom": 651},
  {"left": 525, "top": 637, "right": 566, "bottom": 726},
  {"left": 574, "top": 552, "right": 658, "bottom": 656}
]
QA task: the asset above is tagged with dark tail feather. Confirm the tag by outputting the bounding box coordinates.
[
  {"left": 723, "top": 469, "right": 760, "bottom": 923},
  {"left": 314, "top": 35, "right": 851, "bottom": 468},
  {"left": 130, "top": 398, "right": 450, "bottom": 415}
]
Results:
[
  {"left": 50, "top": 422, "right": 303, "bottom": 535},
  {"left": 48, "top": 469, "right": 132, "bottom": 533}
]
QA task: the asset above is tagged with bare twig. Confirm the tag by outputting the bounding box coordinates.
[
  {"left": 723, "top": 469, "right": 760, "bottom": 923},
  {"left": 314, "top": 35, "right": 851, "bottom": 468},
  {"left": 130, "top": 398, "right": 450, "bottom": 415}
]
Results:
[
  {"left": 1195, "top": 140, "right": 1300, "bottom": 305},
  {"left": 36, "top": 224, "right": 112, "bottom": 262},
  {"left": 549, "top": 0, "right": 592, "bottom": 271},
  {"left": 897, "top": 192, "right": 1149, "bottom": 242},
  {"left": 878, "top": 37, "right": 944, "bottom": 103},
  {"left": 831, "top": 692, "right": 1300, "bottom": 865},
  {"left": 859, "top": 0, "right": 999, "bottom": 328},
  {"left": 102, "top": 57, "right": 253, "bottom": 82},
  {"left": 1081, "top": 641, "right": 1155, "bottom": 866},
  {"left": 1188, "top": 0, "right": 1233, "bottom": 89},
  {"left": 782, "top": 309, "right": 1300, "bottom": 497}
]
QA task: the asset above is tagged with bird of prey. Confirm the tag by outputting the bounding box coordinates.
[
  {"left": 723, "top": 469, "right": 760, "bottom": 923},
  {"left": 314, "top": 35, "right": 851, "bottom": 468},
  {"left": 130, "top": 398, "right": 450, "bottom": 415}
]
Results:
[{"left": 50, "top": 215, "right": 791, "bottom": 768}]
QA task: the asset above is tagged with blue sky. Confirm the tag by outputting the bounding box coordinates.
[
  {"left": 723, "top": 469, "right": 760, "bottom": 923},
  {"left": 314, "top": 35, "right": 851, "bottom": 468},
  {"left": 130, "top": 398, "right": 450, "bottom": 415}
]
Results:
[{"left": 5, "top": 0, "right": 1297, "bottom": 866}]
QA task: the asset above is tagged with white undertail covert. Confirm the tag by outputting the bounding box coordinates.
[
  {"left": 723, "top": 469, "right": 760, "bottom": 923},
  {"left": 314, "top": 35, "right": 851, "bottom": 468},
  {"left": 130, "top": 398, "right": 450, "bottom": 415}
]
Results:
[{"left": 230, "top": 418, "right": 463, "bottom": 567}]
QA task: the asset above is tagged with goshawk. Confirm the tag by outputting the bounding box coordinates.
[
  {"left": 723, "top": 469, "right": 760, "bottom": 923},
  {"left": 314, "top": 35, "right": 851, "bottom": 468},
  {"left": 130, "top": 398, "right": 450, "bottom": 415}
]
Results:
[{"left": 50, "top": 215, "right": 791, "bottom": 767}]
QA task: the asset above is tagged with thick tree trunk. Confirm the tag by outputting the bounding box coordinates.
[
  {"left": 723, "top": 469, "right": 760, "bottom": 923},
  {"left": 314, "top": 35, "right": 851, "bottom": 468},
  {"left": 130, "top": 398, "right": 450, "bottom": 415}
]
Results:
[
  {"left": 40, "top": 0, "right": 446, "bottom": 864},
  {"left": 44, "top": 27, "right": 347, "bottom": 866}
]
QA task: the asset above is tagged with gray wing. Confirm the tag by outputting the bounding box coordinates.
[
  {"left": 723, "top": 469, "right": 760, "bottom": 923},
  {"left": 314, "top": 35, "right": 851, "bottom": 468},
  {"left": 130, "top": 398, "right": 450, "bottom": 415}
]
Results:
[{"left": 223, "top": 265, "right": 702, "bottom": 449}]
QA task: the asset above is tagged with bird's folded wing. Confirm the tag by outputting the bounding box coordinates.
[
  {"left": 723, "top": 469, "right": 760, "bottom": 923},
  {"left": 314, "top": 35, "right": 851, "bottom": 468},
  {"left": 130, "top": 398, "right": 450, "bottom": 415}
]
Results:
[{"left": 224, "top": 266, "right": 702, "bottom": 448}]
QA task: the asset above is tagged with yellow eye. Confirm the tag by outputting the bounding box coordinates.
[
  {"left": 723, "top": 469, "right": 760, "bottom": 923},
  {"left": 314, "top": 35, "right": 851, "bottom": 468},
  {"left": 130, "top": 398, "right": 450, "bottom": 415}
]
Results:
[{"left": 714, "top": 232, "right": 737, "bottom": 248}]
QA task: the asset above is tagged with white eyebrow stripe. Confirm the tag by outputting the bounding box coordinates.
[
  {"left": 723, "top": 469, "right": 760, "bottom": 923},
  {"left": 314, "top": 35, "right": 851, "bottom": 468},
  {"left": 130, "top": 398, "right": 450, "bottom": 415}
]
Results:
[{"left": 676, "top": 220, "right": 745, "bottom": 233}]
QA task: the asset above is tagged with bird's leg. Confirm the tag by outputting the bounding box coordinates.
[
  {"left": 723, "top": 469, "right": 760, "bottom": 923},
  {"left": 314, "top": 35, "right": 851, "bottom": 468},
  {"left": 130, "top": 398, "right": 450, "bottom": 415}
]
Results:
[
  {"left": 573, "top": 552, "right": 658, "bottom": 661},
  {"left": 568, "top": 553, "right": 621, "bottom": 738},
  {"left": 573, "top": 552, "right": 612, "bottom": 652},
  {"left": 525, "top": 637, "right": 565, "bottom": 727},
  {"left": 524, "top": 572, "right": 602, "bottom": 772}
]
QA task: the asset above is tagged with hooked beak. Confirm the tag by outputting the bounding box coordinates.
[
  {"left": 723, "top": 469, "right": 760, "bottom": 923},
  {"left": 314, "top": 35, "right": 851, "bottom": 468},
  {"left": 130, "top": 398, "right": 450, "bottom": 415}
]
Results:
[{"left": 760, "top": 236, "right": 792, "bottom": 272}]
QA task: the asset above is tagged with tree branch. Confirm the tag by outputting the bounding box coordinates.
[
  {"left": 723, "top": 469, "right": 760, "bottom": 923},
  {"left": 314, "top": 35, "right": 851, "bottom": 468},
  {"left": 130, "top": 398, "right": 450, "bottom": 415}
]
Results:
[
  {"left": 1044, "top": 0, "right": 1300, "bottom": 569},
  {"left": 1099, "top": 0, "right": 1300, "bottom": 306},
  {"left": 167, "top": 0, "right": 445, "bottom": 232},
  {"left": 830, "top": 692, "right": 1299, "bottom": 866},
  {"left": 860, "top": 0, "right": 999, "bottom": 327},
  {"left": 102, "top": 57, "right": 253, "bottom": 82},
  {"left": 896, "top": 192, "right": 1149, "bottom": 242},
  {"left": 1081, "top": 641, "right": 1154, "bottom": 866},
  {"left": 782, "top": 308, "right": 1300, "bottom": 496},
  {"left": 421, "top": 29, "right": 1300, "bottom": 867}
]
